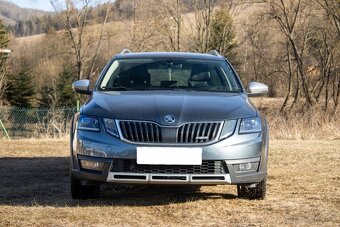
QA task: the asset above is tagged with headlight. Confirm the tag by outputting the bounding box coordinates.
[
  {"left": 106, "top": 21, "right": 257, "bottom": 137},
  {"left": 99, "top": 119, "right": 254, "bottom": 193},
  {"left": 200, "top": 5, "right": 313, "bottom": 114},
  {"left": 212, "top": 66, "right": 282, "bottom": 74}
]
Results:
[
  {"left": 220, "top": 120, "right": 237, "bottom": 139},
  {"left": 77, "top": 115, "right": 100, "bottom": 131},
  {"left": 239, "top": 117, "right": 262, "bottom": 134},
  {"left": 103, "top": 118, "right": 120, "bottom": 138}
]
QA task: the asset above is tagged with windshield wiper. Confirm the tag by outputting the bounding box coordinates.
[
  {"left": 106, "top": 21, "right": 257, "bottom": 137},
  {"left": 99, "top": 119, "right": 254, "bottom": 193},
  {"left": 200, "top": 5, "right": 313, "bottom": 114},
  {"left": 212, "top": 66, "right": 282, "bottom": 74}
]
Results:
[{"left": 99, "top": 86, "right": 129, "bottom": 91}]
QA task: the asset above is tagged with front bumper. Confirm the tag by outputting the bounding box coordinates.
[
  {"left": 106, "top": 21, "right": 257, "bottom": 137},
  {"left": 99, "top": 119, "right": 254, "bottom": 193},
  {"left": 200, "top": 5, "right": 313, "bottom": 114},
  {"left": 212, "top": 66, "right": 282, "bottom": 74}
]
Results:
[
  {"left": 72, "top": 156, "right": 266, "bottom": 185},
  {"left": 71, "top": 121, "right": 269, "bottom": 185},
  {"left": 106, "top": 156, "right": 265, "bottom": 185},
  {"left": 72, "top": 158, "right": 266, "bottom": 185}
]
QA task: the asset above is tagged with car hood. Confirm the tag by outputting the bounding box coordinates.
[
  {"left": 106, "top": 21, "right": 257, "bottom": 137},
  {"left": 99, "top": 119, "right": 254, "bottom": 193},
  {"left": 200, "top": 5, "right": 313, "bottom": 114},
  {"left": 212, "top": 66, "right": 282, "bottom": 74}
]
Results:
[{"left": 82, "top": 91, "right": 257, "bottom": 126}]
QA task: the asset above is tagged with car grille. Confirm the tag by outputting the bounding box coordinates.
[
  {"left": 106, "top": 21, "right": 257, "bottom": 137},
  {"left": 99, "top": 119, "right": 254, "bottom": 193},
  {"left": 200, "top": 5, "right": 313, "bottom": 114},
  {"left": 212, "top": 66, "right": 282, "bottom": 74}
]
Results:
[
  {"left": 177, "top": 122, "right": 221, "bottom": 143},
  {"left": 119, "top": 121, "right": 162, "bottom": 143},
  {"left": 111, "top": 159, "right": 228, "bottom": 174},
  {"left": 118, "top": 121, "right": 222, "bottom": 144}
]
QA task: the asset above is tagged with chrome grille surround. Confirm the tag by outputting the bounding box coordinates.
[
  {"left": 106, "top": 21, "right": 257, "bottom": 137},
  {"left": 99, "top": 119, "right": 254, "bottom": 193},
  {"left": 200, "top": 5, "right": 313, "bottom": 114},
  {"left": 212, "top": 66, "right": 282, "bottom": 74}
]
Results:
[
  {"left": 177, "top": 122, "right": 221, "bottom": 143},
  {"left": 116, "top": 120, "right": 223, "bottom": 144},
  {"left": 119, "top": 121, "right": 162, "bottom": 143}
]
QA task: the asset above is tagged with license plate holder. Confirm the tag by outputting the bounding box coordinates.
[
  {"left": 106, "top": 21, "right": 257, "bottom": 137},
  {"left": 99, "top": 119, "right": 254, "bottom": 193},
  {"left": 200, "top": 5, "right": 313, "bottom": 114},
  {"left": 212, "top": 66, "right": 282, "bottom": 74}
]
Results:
[{"left": 137, "top": 147, "right": 202, "bottom": 165}]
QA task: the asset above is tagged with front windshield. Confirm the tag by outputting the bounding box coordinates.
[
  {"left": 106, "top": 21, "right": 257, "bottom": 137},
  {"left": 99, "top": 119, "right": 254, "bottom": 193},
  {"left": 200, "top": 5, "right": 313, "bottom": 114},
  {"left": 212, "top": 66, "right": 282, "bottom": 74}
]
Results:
[{"left": 98, "top": 59, "right": 242, "bottom": 93}]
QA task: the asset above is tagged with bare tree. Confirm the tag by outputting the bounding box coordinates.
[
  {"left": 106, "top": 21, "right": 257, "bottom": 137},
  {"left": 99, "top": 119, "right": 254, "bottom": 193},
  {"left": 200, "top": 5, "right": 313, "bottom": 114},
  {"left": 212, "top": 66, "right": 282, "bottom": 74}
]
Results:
[
  {"left": 314, "top": 0, "right": 340, "bottom": 113},
  {"left": 158, "top": 0, "right": 182, "bottom": 51},
  {"left": 88, "top": 2, "right": 112, "bottom": 78},
  {"left": 191, "top": 0, "right": 217, "bottom": 53},
  {"left": 129, "top": 0, "right": 183, "bottom": 52},
  {"left": 241, "top": 15, "right": 283, "bottom": 97},
  {"left": 315, "top": 0, "right": 340, "bottom": 36},
  {"left": 243, "top": 0, "right": 340, "bottom": 113},
  {"left": 129, "top": 0, "right": 169, "bottom": 51},
  {"left": 50, "top": 0, "right": 112, "bottom": 80},
  {"left": 265, "top": 0, "right": 316, "bottom": 106}
]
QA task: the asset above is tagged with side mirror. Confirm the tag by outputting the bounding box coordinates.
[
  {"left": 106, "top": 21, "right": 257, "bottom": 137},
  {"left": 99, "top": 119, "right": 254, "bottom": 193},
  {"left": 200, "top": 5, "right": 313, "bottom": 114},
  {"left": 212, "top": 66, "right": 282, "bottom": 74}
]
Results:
[
  {"left": 72, "top": 80, "right": 91, "bottom": 95},
  {"left": 248, "top": 82, "right": 268, "bottom": 97}
]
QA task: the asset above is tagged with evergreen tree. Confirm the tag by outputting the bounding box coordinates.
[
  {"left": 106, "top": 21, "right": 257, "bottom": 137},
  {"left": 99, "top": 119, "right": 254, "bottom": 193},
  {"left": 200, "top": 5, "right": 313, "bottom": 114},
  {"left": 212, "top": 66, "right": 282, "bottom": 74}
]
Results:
[
  {"left": 209, "top": 9, "right": 237, "bottom": 61},
  {"left": 0, "top": 19, "right": 9, "bottom": 104},
  {"left": 0, "top": 19, "right": 9, "bottom": 68},
  {"left": 38, "top": 86, "right": 54, "bottom": 108},
  {"left": 56, "top": 67, "right": 77, "bottom": 107},
  {"left": 15, "top": 21, "right": 24, "bottom": 37},
  {"left": 5, "top": 61, "right": 36, "bottom": 108},
  {"left": 25, "top": 20, "right": 34, "bottom": 36}
]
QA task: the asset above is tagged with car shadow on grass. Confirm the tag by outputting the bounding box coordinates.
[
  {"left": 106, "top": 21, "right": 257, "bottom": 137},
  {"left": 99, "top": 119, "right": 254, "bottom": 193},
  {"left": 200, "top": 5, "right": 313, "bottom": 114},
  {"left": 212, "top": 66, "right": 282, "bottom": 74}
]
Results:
[{"left": 0, "top": 157, "right": 236, "bottom": 207}]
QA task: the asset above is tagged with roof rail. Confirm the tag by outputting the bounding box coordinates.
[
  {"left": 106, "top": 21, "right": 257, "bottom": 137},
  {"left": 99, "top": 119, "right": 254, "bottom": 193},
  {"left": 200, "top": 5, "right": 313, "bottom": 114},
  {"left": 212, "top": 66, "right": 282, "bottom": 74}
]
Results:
[
  {"left": 208, "top": 50, "right": 220, "bottom": 57},
  {"left": 120, "top": 49, "right": 132, "bottom": 54}
]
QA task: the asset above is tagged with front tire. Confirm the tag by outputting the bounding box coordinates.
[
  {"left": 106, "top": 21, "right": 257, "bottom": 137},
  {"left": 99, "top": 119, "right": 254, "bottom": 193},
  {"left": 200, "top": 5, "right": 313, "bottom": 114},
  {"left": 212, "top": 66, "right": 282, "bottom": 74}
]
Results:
[
  {"left": 237, "top": 177, "right": 267, "bottom": 200},
  {"left": 71, "top": 175, "right": 99, "bottom": 199}
]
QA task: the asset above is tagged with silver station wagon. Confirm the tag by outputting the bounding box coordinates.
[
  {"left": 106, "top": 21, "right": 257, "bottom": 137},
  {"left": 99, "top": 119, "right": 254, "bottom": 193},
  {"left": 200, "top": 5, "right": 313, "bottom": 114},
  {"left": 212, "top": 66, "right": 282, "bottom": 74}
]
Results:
[{"left": 70, "top": 50, "right": 269, "bottom": 200}]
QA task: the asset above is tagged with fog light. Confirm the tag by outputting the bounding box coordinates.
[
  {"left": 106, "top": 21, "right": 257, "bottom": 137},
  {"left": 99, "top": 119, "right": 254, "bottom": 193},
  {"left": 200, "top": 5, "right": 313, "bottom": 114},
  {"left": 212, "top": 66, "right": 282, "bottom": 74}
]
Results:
[
  {"left": 234, "top": 162, "right": 259, "bottom": 173},
  {"left": 80, "top": 160, "right": 105, "bottom": 171}
]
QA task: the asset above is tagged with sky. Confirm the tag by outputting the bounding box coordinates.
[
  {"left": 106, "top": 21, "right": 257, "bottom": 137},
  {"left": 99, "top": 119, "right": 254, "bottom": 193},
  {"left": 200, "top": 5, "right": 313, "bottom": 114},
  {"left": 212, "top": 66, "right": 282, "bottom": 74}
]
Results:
[{"left": 4, "top": 0, "right": 112, "bottom": 12}]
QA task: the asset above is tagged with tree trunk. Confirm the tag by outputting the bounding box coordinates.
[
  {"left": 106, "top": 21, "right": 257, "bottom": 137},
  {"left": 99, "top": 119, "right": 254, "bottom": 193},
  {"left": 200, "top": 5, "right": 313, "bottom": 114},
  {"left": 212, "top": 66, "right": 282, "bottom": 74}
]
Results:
[
  {"left": 289, "top": 38, "right": 314, "bottom": 106},
  {"left": 290, "top": 70, "right": 300, "bottom": 109},
  {"left": 281, "top": 43, "right": 293, "bottom": 111},
  {"left": 333, "top": 75, "right": 340, "bottom": 115}
]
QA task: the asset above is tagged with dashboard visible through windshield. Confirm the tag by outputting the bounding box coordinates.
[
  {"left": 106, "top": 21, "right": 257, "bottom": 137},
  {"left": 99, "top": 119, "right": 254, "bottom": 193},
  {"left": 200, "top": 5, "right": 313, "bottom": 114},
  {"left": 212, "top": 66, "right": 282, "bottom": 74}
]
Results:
[{"left": 98, "top": 59, "right": 242, "bottom": 93}]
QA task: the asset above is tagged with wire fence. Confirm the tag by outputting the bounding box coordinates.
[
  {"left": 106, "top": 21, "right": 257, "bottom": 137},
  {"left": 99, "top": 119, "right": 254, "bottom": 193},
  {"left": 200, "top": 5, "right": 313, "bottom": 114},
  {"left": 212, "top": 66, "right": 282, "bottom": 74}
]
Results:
[{"left": 0, "top": 107, "right": 77, "bottom": 139}]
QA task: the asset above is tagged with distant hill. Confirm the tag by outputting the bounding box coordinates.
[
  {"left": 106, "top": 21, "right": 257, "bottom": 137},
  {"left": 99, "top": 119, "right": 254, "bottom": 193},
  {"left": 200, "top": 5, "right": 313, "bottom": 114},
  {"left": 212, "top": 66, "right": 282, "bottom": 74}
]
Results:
[
  {"left": 0, "top": 0, "right": 218, "bottom": 37},
  {"left": 0, "top": 0, "right": 49, "bottom": 26}
]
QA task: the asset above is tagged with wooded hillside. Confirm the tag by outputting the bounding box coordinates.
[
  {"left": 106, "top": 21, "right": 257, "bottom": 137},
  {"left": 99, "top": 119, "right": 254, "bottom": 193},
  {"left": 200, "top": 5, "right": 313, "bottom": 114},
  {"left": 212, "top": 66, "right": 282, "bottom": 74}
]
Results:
[
  {"left": 0, "top": 0, "right": 49, "bottom": 26},
  {"left": 0, "top": 0, "right": 339, "bottom": 137}
]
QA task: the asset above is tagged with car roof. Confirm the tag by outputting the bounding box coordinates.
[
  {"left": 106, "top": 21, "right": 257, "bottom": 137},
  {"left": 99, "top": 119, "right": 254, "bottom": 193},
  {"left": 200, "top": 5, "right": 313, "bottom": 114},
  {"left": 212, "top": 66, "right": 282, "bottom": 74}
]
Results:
[{"left": 115, "top": 52, "right": 225, "bottom": 61}]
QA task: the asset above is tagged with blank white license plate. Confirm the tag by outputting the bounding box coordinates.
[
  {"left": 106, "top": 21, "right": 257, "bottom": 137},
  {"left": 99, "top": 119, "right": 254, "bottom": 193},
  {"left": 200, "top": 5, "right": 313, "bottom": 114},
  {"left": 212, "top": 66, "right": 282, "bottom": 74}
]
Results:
[{"left": 137, "top": 147, "right": 202, "bottom": 165}]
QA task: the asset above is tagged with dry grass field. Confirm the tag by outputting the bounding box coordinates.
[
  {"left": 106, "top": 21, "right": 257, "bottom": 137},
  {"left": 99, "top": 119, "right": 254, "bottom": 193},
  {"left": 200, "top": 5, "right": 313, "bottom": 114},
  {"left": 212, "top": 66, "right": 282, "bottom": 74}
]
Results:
[{"left": 0, "top": 139, "right": 339, "bottom": 226}]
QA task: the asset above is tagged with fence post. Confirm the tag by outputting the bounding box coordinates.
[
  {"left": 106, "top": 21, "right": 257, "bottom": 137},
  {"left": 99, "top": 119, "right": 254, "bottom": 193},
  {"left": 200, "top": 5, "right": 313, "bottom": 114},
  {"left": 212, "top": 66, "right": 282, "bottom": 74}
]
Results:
[
  {"left": 77, "top": 100, "right": 80, "bottom": 112},
  {"left": 51, "top": 122, "right": 62, "bottom": 138},
  {"left": 0, "top": 119, "right": 11, "bottom": 140}
]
